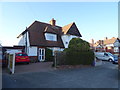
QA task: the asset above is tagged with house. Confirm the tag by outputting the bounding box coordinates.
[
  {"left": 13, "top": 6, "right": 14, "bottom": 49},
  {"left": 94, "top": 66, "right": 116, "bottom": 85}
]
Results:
[
  {"left": 90, "top": 37, "right": 120, "bottom": 54},
  {"left": 90, "top": 39, "right": 105, "bottom": 52},
  {"left": 0, "top": 44, "right": 2, "bottom": 60},
  {"left": 113, "top": 38, "right": 120, "bottom": 55},
  {"left": 17, "top": 18, "right": 82, "bottom": 61},
  {"left": 104, "top": 37, "right": 117, "bottom": 53}
]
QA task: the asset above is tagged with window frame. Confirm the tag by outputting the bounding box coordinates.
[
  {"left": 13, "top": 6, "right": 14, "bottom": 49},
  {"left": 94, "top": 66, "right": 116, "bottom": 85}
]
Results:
[{"left": 45, "top": 33, "right": 57, "bottom": 41}]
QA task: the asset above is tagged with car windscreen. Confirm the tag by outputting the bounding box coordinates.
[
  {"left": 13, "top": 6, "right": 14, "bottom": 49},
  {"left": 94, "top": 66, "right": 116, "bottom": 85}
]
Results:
[
  {"left": 16, "top": 53, "right": 28, "bottom": 56},
  {"left": 107, "top": 53, "right": 113, "bottom": 56}
]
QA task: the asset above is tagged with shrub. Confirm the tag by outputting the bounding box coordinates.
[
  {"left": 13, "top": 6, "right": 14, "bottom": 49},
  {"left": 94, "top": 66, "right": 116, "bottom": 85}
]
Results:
[
  {"left": 45, "top": 48, "right": 54, "bottom": 62},
  {"left": 63, "top": 38, "right": 94, "bottom": 65}
]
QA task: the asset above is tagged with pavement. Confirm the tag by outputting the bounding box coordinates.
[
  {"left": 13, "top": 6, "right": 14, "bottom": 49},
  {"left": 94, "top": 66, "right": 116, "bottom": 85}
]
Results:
[{"left": 2, "top": 61, "right": 119, "bottom": 88}]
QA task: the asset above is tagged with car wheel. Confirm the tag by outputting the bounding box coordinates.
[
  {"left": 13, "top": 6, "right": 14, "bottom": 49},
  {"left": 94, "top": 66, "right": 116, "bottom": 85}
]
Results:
[{"left": 108, "top": 59, "right": 112, "bottom": 62}]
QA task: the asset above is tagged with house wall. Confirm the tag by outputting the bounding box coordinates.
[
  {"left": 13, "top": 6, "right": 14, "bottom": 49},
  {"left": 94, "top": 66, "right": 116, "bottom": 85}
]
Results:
[
  {"left": 114, "top": 40, "right": 120, "bottom": 47},
  {"left": 106, "top": 44, "right": 114, "bottom": 47},
  {"left": 61, "top": 34, "right": 79, "bottom": 48},
  {"left": 18, "top": 32, "right": 30, "bottom": 54},
  {"left": 28, "top": 47, "right": 37, "bottom": 56},
  {"left": 0, "top": 45, "right": 2, "bottom": 60},
  {"left": 114, "top": 40, "right": 120, "bottom": 54},
  {"left": 114, "top": 47, "right": 119, "bottom": 53}
]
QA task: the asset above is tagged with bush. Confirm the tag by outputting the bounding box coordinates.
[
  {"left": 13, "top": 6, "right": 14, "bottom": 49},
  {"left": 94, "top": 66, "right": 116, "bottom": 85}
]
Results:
[
  {"left": 65, "top": 50, "right": 94, "bottom": 65},
  {"left": 45, "top": 48, "right": 54, "bottom": 62},
  {"left": 63, "top": 38, "right": 94, "bottom": 65}
]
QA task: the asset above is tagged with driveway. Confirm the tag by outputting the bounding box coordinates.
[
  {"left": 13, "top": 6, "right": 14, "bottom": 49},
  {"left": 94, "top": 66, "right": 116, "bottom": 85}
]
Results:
[{"left": 2, "top": 61, "right": 119, "bottom": 88}]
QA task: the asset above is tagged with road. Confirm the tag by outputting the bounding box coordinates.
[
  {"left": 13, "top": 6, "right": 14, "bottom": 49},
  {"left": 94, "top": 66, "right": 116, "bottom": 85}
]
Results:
[{"left": 2, "top": 61, "right": 119, "bottom": 88}]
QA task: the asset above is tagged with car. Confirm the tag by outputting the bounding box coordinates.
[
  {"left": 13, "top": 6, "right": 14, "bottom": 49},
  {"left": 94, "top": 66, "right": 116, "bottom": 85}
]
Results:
[
  {"left": 112, "top": 55, "right": 118, "bottom": 64},
  {"left": 15, "top": 52, "right": 30, "bottom": 64},
  {"left": 95, "top": 52, "right": 114, "bottom": 62}
]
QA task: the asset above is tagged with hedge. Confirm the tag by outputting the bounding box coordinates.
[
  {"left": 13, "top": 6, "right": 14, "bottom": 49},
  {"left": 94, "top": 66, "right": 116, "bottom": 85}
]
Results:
[
  {"left": 45, "top": 48, "right": 54, "bottom": 62},
  {"left": 65, "top": 50, "right": 94, "bottom": 65}
]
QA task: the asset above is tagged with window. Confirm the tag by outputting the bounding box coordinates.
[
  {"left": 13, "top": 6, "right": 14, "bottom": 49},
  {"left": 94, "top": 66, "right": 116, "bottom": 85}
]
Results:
[
  {"left": 66, "top": 42, "right": 68, "bottom": 44},
  {"left": 45, "top": 33, "right": 57, "bottom": 41}
]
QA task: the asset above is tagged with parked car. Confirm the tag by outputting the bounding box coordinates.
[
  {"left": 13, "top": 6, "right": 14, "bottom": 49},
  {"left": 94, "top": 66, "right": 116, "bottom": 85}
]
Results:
[
  {"left": 112, "top": 55, "right": 118, "bottom": 64},
  {"left": 95, "top": 52, "right": 115, "bottom": 62},
  {"left": 15, "top": 52, "right": 30, "bottom": 64}
]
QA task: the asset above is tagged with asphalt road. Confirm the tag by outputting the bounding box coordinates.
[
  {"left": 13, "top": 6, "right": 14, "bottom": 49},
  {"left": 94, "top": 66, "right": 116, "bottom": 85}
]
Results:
[{"left": 2, "top": 61, "right": 119, "bottom": 88}]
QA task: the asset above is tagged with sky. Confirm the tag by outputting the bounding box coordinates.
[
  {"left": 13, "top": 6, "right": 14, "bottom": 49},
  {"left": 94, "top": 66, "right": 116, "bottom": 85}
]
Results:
[{"left": 0, "top": 2, "right": 118, "bottom": 46}]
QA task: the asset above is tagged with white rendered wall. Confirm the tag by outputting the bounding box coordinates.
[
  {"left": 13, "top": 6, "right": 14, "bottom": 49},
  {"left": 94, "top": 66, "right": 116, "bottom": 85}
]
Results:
[
  {"left": 106, "top": 44, "right": 114, "bottom": 47},
  {"left": 18, "top": 32, "right": 30, "bottom": 54},
  {"left": 18, "top": 32, "right": 30, "bottom": 46},
  {"left": 0, "top": 46, "right": 2, "bottom": 60},
  {"left": 28, "top": 47, "right": 37, "bottom": 56},
  {"left": 61, "top": 34, "right": 79, "bottom": 48},
  {"left": 114, "top": 40, "right": 120, "bottom": 47},
  {"left": 114, "top": 47, "right": 119, "bottom": 52}
]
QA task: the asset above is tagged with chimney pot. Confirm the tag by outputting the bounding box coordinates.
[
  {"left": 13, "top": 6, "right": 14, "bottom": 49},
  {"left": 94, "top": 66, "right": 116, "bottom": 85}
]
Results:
[{"left": 49, "top": 18, "right": 56, "bottom": 26}]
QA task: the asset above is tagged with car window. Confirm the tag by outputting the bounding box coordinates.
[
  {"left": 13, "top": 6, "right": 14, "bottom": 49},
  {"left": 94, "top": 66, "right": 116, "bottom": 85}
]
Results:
[
  {"left": 16, "top": 53, "right": 28, "bottom": 56},
  {"left": 104, "top": 53, "right": 108, "bottom": 56}
]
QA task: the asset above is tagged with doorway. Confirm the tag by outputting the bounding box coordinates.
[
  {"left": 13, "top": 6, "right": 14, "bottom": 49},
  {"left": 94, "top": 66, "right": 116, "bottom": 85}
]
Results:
[{"left": 38, "top": 48, "right": 45, "bottom": 61}]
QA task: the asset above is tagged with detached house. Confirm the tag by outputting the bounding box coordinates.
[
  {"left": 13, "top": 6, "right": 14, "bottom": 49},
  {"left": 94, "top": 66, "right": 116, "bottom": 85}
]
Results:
[{"left": 17, "top": 18, "right": 82, "bottom": 61}]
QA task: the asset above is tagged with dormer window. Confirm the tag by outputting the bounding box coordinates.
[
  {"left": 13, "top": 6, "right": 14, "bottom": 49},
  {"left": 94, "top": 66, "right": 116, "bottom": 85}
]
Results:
[{"left": 45, "top": 33, "right": 57, "bottom": 41}]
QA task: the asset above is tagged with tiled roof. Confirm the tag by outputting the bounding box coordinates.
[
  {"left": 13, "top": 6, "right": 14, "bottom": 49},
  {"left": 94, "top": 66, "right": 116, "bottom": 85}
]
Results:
[
  {"left": 18, "top": 20, "right": 82, "bottom": 48},
  {"left": 62, "top": 23, "right": 73, "bottom": 34},
  {"left": 62, "top": 22, "right": 82, "bottom": 37},
  {"left": 104, "top": 37, "right": 117, "bottom": 45}
]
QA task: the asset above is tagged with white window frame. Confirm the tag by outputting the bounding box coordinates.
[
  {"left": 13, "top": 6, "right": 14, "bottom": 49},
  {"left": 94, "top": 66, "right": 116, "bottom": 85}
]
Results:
[{"left": 45, "top": 33, "right": 57, "bottom": 41}]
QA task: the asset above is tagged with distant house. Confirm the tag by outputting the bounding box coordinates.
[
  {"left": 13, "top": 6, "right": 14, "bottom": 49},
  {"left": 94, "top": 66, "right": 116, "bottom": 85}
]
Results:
[
  {"left": 104, "top": 37, "right": 117, "bottom": 53},
  {"left": 17, "top": 18, "right": 82, "bottom": 61},
  {"left": 90, "top": 37, "right": 120, "bottom": 54},
  {"left": 113, "top": 38, "right": 120, "bottom": 54},
  {"left": 0, "top": 44, "right": 2, "bottom": 60}
]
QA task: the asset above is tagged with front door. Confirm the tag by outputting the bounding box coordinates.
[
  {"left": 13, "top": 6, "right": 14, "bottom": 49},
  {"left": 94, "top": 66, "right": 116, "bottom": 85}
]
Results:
[{"left": 38, "top": 48, "right": 45, "bottom": 61}]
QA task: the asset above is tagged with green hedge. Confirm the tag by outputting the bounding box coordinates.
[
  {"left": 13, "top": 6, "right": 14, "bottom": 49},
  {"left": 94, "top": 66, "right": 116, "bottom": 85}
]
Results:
[
  {"left": 62, "top": 38, "right": 94, "bottom": 65},
  {"left": 45, "top": 48, "right": 54, "bottom": 62},
  {"left": 65, "top": 50, "right": 94, "bottom": 65}
]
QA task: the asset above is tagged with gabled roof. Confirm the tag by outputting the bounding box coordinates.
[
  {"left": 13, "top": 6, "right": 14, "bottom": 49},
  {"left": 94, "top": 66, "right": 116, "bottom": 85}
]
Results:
[
  {"left": 62, "top": 22, "right": 82, "bottom": 37},
  {"left": 104, "top": 37, "right": 117, "bottom": 45},
  {"left": 62, "top": 23, "right": 73, "bottom": 34},
  {"left": 17, "top": 19, "right": 82, "bottom": 47}
]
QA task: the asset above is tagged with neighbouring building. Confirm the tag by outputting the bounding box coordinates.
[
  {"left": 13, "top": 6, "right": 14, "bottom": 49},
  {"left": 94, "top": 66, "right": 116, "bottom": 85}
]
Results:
[
  {"left": 17, "top": 18, "right": 82, "bottom": 61},
  {"left": 90, "top": 37, "right": 120, "bottom": 54},
  {"left": 113, "top": 38, "right": 120, "bottom": 55},
  {"left": 0, "top": 44, "right": 2, "bottom": 60}
]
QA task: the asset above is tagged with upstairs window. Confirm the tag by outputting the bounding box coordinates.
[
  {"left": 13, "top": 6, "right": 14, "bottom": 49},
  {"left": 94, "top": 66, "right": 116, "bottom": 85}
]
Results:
[{"left": 45, "top": 33, "right": 57, "bottom": 41}]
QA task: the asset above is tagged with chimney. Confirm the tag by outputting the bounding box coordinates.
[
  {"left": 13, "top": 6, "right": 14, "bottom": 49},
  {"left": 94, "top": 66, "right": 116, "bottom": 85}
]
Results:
[
  {"left": 104, "top": 37, "right": 108, "bottom": 40},
  {"left": 91, "top": 39, "right": 94, "bottom": 45},
  {"left": 49, "top": 18, "right": 56, "bottom": 26}
]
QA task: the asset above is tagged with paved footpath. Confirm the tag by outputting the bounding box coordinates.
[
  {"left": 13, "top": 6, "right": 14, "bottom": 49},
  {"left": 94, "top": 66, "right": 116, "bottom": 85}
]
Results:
[{"left": 2, "top": 61, "right": 119, "bottom": 88}]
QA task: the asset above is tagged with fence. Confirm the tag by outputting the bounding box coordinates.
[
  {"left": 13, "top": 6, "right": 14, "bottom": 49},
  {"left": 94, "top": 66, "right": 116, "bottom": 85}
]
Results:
[
  {"left": 56, "top": 51, "right": 66, "bottom": 65},
  {"left": 8, "top": 53, "right": 15, "bottom": 74}
]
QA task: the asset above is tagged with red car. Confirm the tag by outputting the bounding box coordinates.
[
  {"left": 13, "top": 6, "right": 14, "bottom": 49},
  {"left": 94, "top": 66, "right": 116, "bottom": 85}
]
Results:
[{"left": 15, "top": 52, "right": 30, "bottom": 64}]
